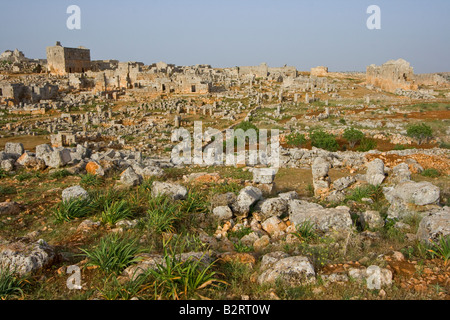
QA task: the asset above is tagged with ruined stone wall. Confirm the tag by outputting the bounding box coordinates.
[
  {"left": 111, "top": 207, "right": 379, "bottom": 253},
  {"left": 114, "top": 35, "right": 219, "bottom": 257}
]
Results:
[
  {"left": 366, "top": 59, "right": 418, "bottom": 93},
  {"left": 311, "top": 66, "right": 328, "bottom": 77},
  {"left": 0, "top": 82, "right": 58, "bottom": 104},
  {"left": 238, "top": 63, "right": 269, "bottom": 78},
  {"left": 46, "top": 43, "right": 91, "bottom": 75},
  {"left": 414, "top": 73, "right": 449, "bottom": 87}
]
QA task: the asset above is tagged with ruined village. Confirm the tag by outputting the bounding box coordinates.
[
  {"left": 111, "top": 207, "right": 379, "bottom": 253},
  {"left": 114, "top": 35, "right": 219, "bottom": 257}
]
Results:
[{"left": 0, "top": 41, "right": 449, "bottom": 300}]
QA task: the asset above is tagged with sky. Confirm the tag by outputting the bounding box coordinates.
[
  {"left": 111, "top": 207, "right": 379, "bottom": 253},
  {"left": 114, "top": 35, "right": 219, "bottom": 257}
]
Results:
[{"left": 0, "top": 0, "right": 449, "bottom": 73}]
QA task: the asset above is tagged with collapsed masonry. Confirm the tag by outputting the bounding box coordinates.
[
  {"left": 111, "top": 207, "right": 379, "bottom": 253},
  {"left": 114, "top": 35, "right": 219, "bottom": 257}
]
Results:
[{"left": 366, "top": 59, "right": 449, "bottom": 93}]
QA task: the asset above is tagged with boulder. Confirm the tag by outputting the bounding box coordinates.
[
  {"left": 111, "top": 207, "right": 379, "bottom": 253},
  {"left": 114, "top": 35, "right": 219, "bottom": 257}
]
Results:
[
  {"left": 288, "top": 200, "right": 353, "bottom": 233},
  {"left": 366, "top": 158, "right": 386, "bottom": 186},
  {"left": 252, "top": 168, "right": 276, "bottom": 184},
  {"left": 35, "top": 144, "right": 53, "bottom": 160},
  {"left": 1, "top": 159, "right": 14, "bottom": 172},
  {"left": 0, "top": 202, "right": 21, "bottom": 216},
  {"left": 416, "top": 207, "right": 450, "bottom": 245},
  {"left": 261, "top": 216, "right": 287, "bottom": 236},
  {"left": 360, "top": 210, "right": 384, "bottom": 229},
  {"left": 384, "top": 181, "right": 440, "bottom": 219},
  {"left": 278, "top": 191, "right": 299, "bottom": 201},
  {"left": 333, "top": 176, "right": 356, "bottom": 191},
  {"left": 151, "top": 181, "right": 188, "bottom": 200},
  {"left": 348, "top": 266, "right": 393, "bottom": 288},
  {"left": 0, "top": 239, "right": 57, "bottom": 275},
  {"left": 212, "top": 206, "right": 233, "bottom": 222},
  {"left": 312, "top": 157, "right": 330, "bottom": 196},
  {"left": 260, "top": 198, "right": 288, "bottom": 220},
  {"left": 62, "top": 185, "right": 89, "bottom": 203},
  {"left": 85, "top": 161, "right": 105, "bottom": 176},
  {"left": 210, "top": 192, "right": 237, "bottom": 210},
  {"left": 234, "top": 186, "right": 263, "bottom": 218},
  {"left": 16, "top": 152, "right": 46, "bottom": 170},
  {"left": 4, "top": 142, "right": 24, "bottom": 157},
  {"left": 391, "top": 163, "right": 411, "bottom": 184},
  {"left": 258, "top": 254, "right": 316, "bottom": 285},
  {"left": 46, "top": 149, "right": 72, "bottom": 169},
  {"left": 119, "top": 167, "right": 143, "bottom": 187}
]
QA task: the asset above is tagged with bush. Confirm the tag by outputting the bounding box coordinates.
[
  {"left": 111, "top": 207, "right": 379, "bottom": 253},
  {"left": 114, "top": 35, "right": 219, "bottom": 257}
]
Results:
[
  {"left": 79, "top": 233, "right": 144, "bottom": 274},
  {"left": 428, "top": 236, "right": 450, "bottom": 264},
  {"left": 50, "top": 170, "right": 72, "bottom": 179},
  {"left": 293, "top": 221, "right": 318, "bottom": 242},
  {"left": 343, "top": 127, "right": 364, "bottom": 149},
  {"left": 286, "top": 132, "right": 306, "bottom": 147},
  {"left": 0, "top": 267, "right": 26, "bottom": 300},
  {"left": 421, "top": 168, "right": 441, "bottom": 178},
  {"left": 310, "top": 130, "right": 339, "bottom": 152},
  {"left": 53, "top": 197, "right": 95, "bottom": 222},
  {"left": 346, "top": 185, "right": 384, "bottom": 203},
  {"left": 80, "top": 174, "right": 103, "bottom": 187},
  {"left": 101, "top": 200, "right": 134, "bottom": 226},
  {"left": 144, "top": 244, "right": 224, "bottom": 299},
  {"left": 357, "top": 137, "right": 377, "bottom": 152},
  {"left": 406, "top": 123, "right": 433, "bottom": 145},
  {"left": 141, "top": 195, "right": 184, "bottom": 234}
]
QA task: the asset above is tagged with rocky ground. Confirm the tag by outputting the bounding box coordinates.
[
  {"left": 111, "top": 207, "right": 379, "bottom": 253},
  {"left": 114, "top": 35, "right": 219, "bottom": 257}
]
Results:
[{"left": 0, "top": 73, "right": 449, "bottom": 301}]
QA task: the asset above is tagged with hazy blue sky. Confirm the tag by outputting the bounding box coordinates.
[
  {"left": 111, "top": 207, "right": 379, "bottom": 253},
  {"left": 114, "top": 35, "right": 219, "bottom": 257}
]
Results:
[{"left": 1, "top": 0, "right": 449, "bottom": 73}]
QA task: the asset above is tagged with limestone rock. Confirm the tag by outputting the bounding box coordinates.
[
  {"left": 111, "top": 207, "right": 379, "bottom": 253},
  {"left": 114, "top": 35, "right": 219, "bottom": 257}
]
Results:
[
  {"left": 0, "top": 202, "right": 21, "bottom": 216},
  {"left": 4, "top": 142, "right": 24, "bottom": 157},
  {"left": 384, "top": 181, "right": 440, "bottom": 219},
  {"left": 234, "top": 186, "right": 263, "bottom": 218},
  {"left": 119, "top": 167, "right": 143, "bottom": 187},
  {"left": 416, "top": 207, "right": 450, "bottom": 245},
  {"left": 260, "top": 198, "right": 288, "bottom": 220},
  {"left": 212, "top": 206, "right": 233, "bottom": 222},
  {"left": 151, "top": 181, "right": 188, "bottom": 200},
  {"left": 288, "top": 200, "right": 352, "bottom": 233},
  {"left": 258, "top": 254, "right": 316, "bottom": 285},
  {"left": 366, "top": 159, "right": 386, "bottom": 186},
  {"left": 62, "top": 185, "right": 89, "bottom": 203},
  {"left": 360, "top": 210, "right": 384, "bottom": 229},
  {"left": 0, "top": 239, "right": 57, "bottom": 275}
]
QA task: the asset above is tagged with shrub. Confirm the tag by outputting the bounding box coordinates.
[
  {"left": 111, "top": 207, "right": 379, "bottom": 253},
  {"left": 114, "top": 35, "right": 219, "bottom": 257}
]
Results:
[
  {"left": 346, "top": 185, "right": 384, "bottom": 203},
  {"left": 141, "top": 195, "right": 183, "bottom": 234},
  {"left": 310, "top": 130, "right": 339, "bottom": 152},
  {"left": 233, "top": 240, "right": 253, "bottom": 253},
  {"left": 101, "top": 200, "right": 134, "bottom": 226},
  {"left": 50, "top": 170, "right": 72, "bottom": 179},
  {"left": 0, "top": 267, "right": 26, "bottom": 300},
  {"left": 144, "top": 244, "right": 224, "bottom": 299},
  {"left": 79, "top": 233, "right": 144, "bottom": 273},
  {"left": 53, "top": 197, "right": 95, "bottom": 222},
  {"left": 421, "top": 168, "right": 441, "bottom": 178},
  {"left": 80, "top": 174, "right": 103, "bottom": 187},
  {"left": 428, "top": 236, "right": 450, "bottom": 265},
  {"left": 343, "top": 127, "right": 364, "bottom": 149},
  {"left": 293, "top": 221, "right": 318, "bottom": 242},
  {"left": 406, "top": 123, "right": 433, "bottom": 145},
  {"left": 357, "top": 137, "right": 377, "bottom": 152},
  {"left": 286, "top": 132, "right": 306, "bottom": 147}
]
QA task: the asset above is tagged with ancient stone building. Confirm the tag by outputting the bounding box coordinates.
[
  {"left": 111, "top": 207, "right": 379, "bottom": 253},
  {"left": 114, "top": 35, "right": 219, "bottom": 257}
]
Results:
[
  {"left": 311, "top": 66, "right": 328, "bottom": 77},
  {"left": 51, "top": 131, "right": 77, "bottom": 147},
  {"left": 46, "top": 41, "right": 91, "bottom": 75},
  {"left": 366, "top": 59, "right": 418, "bottom": 93},
  {"left": 0, "top": 82, "right": 58, "bottom": 105}
]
